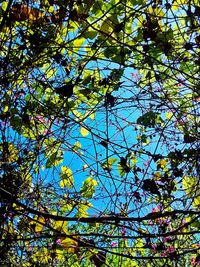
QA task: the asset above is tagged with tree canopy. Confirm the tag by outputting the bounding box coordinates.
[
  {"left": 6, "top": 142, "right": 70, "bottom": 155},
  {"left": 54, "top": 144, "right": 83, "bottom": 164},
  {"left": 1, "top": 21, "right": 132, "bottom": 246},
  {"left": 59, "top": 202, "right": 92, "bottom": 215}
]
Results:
[{"left": 0, "top": 0, "right": 199, "bottom": 266}]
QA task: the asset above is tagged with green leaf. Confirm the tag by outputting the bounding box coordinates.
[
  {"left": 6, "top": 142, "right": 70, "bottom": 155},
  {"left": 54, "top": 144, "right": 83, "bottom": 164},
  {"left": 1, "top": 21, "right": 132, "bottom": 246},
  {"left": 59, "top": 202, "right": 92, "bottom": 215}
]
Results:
[
  {"left": 118, "top": 163, "right": 126, "bottom": 177},
  {"left": 84, "top": 177, "right": 98, "bottom": 186},
  {"left": 191, "top": 221, "right": 200, "bottom": 229},
  {"left": 137, "top": 111, "right": 160, "bottom": 127},
  {"left": 46, "top": 151, "right": 63, "bottom": 168},
  {"left": 84, "top": 30, "right": 98, "bottom": 40},
  {"left": 80, "top": 177, "right": 98, "bottom": 198},
  {"left": 101, "top": 158, "right": 117, "bottom": 171}
]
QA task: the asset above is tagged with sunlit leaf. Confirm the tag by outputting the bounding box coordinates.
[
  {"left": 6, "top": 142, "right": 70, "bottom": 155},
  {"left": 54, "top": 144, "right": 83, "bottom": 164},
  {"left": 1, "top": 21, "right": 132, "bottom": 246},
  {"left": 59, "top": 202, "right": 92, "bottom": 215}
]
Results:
[
  {"left": 52, "top": 220, "right": 68, "bottom": 232},
  {"left": 77, "top": 202, "right": 93, "bottom": 217},
  {"left": 1, "top": 1, "right": 8, "bottom": 11},
  {"left": 166, "top": 112, "right": 173, "bottom": 120},
  {"left": 80, "top": 127, "right": 89, "bottom": 137},
  {"left": 60, "top": 166, "right": 74, "bottom": 188},
  {"left": 0, "top": 142, "right": 19, "bottom": 163},
  {"left": 72, "top": 141, "right": 82, "bottom": 152},
  {"left": 101, "top": 158, "right": 117, "bottom": 171},
  {"left": 31, "top": 216, "right": 46, "bottom": 233},
  {"left": 81, "top": 177, "right": 98, "bottom": 198},
  {"left": 157, "top": 159, "right": 168, "bottom": 169},
  {"left": 60, "top": 235, "right": 79, "bottom": 254},
  {"left": 183, "top": 176, "right": 198, "bottom": 197},
  {"left": 46, "top": 151, "right": 63, "bottom": 168}
]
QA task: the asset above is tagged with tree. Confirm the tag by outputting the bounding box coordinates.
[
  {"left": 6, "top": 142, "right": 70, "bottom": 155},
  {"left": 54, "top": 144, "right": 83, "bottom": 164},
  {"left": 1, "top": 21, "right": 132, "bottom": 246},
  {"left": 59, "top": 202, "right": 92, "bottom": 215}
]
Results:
[{"left": 0, "top": 0, "right": 199, "bottom": 266}]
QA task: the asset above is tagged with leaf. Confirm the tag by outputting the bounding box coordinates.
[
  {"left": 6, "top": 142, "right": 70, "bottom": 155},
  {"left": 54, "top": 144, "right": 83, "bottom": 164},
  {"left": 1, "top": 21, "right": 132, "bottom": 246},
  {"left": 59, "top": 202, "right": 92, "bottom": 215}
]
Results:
[
  {"left": 182, "top": 176, "right": 198, "bottom": 197},
  {"left": 89, "top": 112, "right": 95, "bottom": 120},
  {"left": 61, "top": 202, "right": 73, "bottom": 212},
  {"left": 80, "top": 127, "right": 89, "bottom": 137},
  {"left": 46, "top": 151, "right": 63, "bottom": 168},
  {"left": 101, "top": 158, "right": 117, "bottom": 171},
  {"left": 46, "top": 68, "right": 56, "bottom": 79},
  {"left": 1, "top": 1, "right": 8, "bottom": 11},
  {"left": 48, "top": 6, "right": 54, "bottom": 13},
  {"left": 118, "top": 163, "right": 126, "bottom": 177},
  {"left": 10, "top": 4, "right": 45, "bottom": 22},
  {"left": 55, "top": 81, "right": 74, "bottom": 98},
  {"left": 142, "top": 179, "right": 160, "bottom": 196},
  {"left": 193, "top": 197, "right": 200, "bottom": 208},
  {"left": 60, "top": 236, "right": 79, "bottom": 254},
  {"left": 31, "top": 216, "right": 46, "bottom": 233},
  {"left": 100, "top": 15, "right": 119, "bottom": 39},
  {"left": 130, "top": 156, "right": 138, "bottom": 165},
  {"left": 52, "top": 220, "right": 68, "bottom": 232},
  {"left": 166, "top": 112, "right": 173, "bottom": 120},
  {"left": 137, "top": 111, "right": 159, "bottom": 127},
  {"left": 157, "top": 159, "right": 167, "bottom": 169},
  {"left": 84, "top": 177, "right": 98, "bottom": 186},
  {"left": 72, "top": 141, "right": 82, "bottom": 152},
  {"left": 60, "top": 166, "right": 74, "bottom": 188},
  {"left": 77, "top": 202, "right": 93, "bottom": 217},
  {"left": 84, "top": 30, "right": 98, "bottom": 40},
  {"left": 73, "top": 37, "right": 85, "bottom": 51},
  {"left": 81, "top": 177, "right": 98, "bottom": 198},
  {"left": 118, "top": 157, "right": 130, "bottom": 177},
  {"left": 3, "top": 105, "right": 9, "bottom": 113},
  {"left": 0, "top": 142, "right": 19, "bottom": 163}
]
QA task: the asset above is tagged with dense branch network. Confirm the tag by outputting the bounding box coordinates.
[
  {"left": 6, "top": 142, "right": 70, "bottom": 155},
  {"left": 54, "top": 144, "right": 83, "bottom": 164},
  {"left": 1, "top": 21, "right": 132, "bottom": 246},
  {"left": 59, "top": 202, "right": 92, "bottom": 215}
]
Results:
[{"left": 0, "top": 0, "right": 199, "bottom": 266}]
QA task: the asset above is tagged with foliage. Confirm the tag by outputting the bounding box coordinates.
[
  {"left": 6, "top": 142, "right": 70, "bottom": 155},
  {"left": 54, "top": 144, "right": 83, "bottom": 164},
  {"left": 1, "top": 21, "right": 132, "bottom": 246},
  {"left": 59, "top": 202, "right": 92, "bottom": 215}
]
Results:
[{"left": 0, "top": 0, "right": 199, "bottom": 266}]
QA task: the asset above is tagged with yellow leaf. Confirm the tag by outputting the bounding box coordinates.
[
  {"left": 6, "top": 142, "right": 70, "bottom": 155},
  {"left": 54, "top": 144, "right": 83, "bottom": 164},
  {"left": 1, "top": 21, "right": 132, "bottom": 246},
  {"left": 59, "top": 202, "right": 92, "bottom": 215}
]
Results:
[
  {"left": 60, "top": 179, "right": 73, "bottom": 188},
  {"left": 60, "top": 166, "right": 74, "bottom": 188},
  {"left": 157, "top": 159, "right": 167, "bottom": 168},
  {"left": 61, "top": 202, "right": 73, "bottom": 212},
  {"left": 0, "top": 143, "right": 19, "bottom": 163},
  {"left": 33, "top": 247, "right": 51, "bottom": 263},
  {"left": 52, "top": 220, "right": 68, "bottom": 232},
  {"left": 21, "top": 169, "right": 32, "bottom": 187},
  {"left": 61, "top": 235, "right": 79, "bottom": 253},
  {"left": 72, "top": 141, "right": 81, "bottom": 151},
  {"left": 48, "top": 5, "right": 54, "bottom": 13},
  {"left": 193, "top": 196, "right": 200, "bottom": 208},
  {"left": 77, "top": 202, "right": 92, "bottom": 217},
  {"left": 166, "top": 112, "right": 173, "bottom": 120},
  {"left": 80, "top": 127, "right": 89, "bottom": 137},
  {"left": 89, "top": 112, "right": 95, "bottom": 120},
  {"left": 3, "top": 105, "right": 9, "bottom": 113},
  {"left": 100, "top": 15, "right": 118, "bottom": 37},
  {"left": 32, "top": 216, "right": 45, "bottom": 232},
  {"left": 1, "top": 1, "right": 8, "bottom": 11},
  {"left": 154, "top": 172, "right": 161, "bottom": 180},
  {"left": 73, "top": 37, "right": 85, "bottom": 52},
  {"left": 182, "top": 176, "right": 198, "bottom": 198},
  {"left": 46, "top": 68, "right": 56, "bottom": 79}
]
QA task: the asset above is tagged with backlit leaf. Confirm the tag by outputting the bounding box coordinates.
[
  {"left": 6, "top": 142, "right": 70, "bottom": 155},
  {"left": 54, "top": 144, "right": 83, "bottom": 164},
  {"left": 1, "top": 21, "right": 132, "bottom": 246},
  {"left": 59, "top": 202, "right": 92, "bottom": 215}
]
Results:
[
  {"left": 1, "top": 1, "right": 8, "bottom": 11},
  {"left": 60, "top": 166, "right": 74, "bottom": 188},
  {"left": 80, "top": 127, "right": 89, "bottom": 137},
  {"left": 101, "top": 158, "right": 117, "bottom": 171}
]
